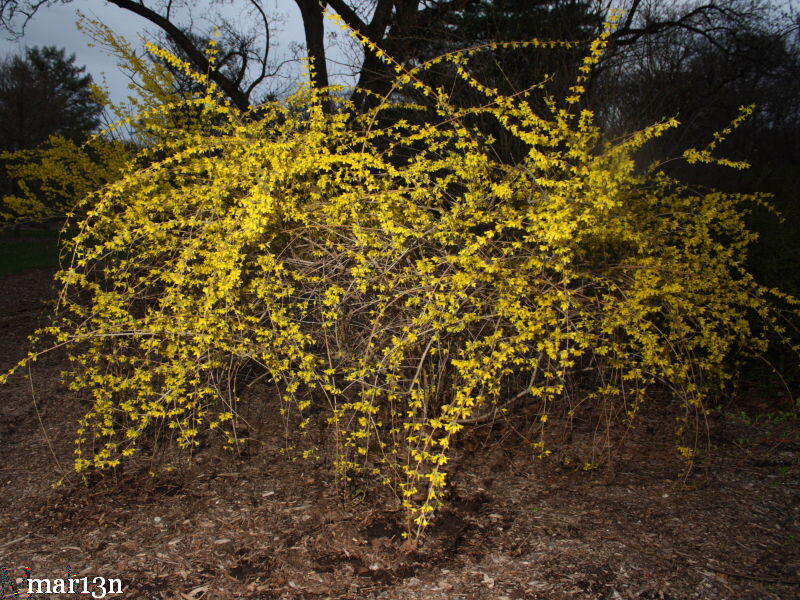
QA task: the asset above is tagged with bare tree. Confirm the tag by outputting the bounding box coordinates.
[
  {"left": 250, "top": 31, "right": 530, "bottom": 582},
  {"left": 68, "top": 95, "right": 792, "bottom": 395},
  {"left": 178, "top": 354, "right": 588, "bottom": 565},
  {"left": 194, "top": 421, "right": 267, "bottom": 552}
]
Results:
[
  {"left": 0, "top": 0, "right": 281, "bottom": 110},
  {"left": 592, "top": 0, "right": 800, "bottom": 139},
  {"left": 2, "top": 0, "right": 794, "bottom": 114}
]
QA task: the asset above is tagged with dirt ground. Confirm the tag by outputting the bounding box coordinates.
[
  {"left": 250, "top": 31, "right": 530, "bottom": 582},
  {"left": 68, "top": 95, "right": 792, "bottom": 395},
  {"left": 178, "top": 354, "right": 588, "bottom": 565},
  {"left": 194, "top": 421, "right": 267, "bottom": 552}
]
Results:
[{"left": 1, "top": 268, "right": 799, "bottom": 600}]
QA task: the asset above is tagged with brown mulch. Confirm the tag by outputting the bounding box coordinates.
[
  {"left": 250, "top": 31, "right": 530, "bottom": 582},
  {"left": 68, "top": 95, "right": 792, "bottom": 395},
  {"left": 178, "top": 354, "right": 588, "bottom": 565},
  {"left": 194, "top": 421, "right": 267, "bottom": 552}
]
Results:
[{"left": 1, "top": 268, "right": 798, "bottom": 600}]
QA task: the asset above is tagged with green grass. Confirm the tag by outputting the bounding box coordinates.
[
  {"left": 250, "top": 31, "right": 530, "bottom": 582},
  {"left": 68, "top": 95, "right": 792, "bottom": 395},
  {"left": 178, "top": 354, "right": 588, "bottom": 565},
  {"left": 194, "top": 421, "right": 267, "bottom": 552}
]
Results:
[{"left": 0, "top": 228, "right": 62, "bottom": 276}]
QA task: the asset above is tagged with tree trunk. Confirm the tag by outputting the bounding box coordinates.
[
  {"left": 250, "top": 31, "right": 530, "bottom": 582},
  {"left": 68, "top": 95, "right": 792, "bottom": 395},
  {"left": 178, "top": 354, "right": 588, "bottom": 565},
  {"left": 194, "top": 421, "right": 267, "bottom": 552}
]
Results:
[{"left": 294, "top": 0, "right": 331, "bottom": 111}]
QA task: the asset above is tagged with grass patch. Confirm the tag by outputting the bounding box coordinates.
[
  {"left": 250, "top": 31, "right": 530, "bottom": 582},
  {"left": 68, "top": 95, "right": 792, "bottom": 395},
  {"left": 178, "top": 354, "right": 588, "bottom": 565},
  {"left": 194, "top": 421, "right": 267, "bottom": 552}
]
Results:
[{"left": 0, "top": 227, "right": 62, "bottom": 276}]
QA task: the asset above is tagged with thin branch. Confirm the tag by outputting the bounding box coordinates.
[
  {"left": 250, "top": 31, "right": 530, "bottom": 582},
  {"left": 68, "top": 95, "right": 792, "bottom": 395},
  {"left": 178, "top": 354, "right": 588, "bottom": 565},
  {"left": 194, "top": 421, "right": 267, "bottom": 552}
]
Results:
[
  {"left": 244, "top": 0, "right": 271, "bottom": 98},
  {"left": 106, "top": 0, "right": 251, "bottom": 110}
]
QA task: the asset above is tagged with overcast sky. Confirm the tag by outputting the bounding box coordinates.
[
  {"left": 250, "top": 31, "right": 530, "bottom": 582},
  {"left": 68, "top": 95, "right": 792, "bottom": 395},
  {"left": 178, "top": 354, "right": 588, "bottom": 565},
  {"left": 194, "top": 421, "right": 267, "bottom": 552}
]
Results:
[{"left": 0, "top": 0, "right": 361, "bottom": 107}]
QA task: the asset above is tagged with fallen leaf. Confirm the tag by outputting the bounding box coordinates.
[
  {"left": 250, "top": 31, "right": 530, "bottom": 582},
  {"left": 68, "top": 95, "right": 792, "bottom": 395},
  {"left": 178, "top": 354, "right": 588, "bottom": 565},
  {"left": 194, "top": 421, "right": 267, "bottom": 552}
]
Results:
[{"left": 183, "top": 584, "right": 209, "bottom": 599}]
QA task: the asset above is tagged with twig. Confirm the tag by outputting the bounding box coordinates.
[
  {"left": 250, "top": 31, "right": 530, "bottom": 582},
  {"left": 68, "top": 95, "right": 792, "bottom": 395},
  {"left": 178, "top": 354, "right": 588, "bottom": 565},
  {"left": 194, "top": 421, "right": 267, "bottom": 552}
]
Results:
[
  {"left": 0, "top": 535, "right": 29, "bottom": 549},
  {"left": 28, "top": 364, "right": 64, "bottom": 474}
]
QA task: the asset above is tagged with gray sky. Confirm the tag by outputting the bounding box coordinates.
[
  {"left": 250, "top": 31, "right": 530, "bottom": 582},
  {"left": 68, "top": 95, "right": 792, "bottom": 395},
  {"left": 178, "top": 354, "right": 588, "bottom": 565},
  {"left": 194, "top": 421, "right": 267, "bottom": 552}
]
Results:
[{"left": 0, "top": 1, "right": 362, "bottom": 107}]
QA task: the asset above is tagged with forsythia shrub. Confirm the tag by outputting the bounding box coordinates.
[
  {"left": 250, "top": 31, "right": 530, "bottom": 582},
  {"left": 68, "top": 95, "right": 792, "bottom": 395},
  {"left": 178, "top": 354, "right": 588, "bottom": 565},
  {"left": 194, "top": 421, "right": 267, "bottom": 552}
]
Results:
[
  {"left": 1, "top": 134, "right": 131, "bottom": 223},
  {"left": 3, "top": 17, "right": 798, "bottom": 537}
]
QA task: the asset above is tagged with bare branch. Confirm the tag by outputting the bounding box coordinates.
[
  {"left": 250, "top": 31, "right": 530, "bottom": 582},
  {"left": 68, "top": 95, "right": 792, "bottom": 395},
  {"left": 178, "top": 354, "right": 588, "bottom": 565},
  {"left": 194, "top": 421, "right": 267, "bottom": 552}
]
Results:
[
  {"left": 325, "top": 0, "right": 369, "bottom": 38},
  {"left": 0, "top": 0, "right": 53, "bottom": 38},
  {"left": 244, "top": 0, "right": 270, "bottom": 99},
  {"left": 105, "top": 0, "right": 251, "bottom": 109}
]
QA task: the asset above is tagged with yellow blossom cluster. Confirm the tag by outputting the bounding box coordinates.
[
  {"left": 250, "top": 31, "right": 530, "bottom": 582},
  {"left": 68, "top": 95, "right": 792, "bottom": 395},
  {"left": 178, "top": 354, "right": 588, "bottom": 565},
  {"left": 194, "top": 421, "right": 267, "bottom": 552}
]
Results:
[{"left": 3, "top": 17, "right": 798, "bottom": 538}]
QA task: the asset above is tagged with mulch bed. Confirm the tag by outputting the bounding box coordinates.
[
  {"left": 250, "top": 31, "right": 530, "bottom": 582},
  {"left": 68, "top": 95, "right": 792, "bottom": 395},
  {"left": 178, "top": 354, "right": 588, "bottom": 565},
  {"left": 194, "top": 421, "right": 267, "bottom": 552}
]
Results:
[{"left": 1, "top": 268, "right": 798, "bottom": 600}]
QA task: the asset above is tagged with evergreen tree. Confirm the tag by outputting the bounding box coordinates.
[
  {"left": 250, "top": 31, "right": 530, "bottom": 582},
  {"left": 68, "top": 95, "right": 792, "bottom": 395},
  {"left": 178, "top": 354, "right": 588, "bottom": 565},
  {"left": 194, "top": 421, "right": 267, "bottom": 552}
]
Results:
[{"left": 0, "top": 46, "right": 102, "bottom": 152}]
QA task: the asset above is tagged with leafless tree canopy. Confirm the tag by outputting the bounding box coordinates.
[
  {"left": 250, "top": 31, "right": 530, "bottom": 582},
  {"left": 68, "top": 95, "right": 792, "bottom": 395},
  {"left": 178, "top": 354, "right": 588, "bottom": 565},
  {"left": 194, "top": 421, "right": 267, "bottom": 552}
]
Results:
[{"left": 1, "top": 1, "right": 794, "bottom": 113}]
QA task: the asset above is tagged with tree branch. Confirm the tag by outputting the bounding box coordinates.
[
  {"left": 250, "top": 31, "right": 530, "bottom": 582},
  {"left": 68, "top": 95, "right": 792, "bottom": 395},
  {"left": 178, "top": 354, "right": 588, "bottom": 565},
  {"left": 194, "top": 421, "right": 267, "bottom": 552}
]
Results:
[
  {"left": 325, "top": 0, "right": 369, "bottom": 37},
  {"left": 106, "top": 0, "right": 252, "bottom": 110}
]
